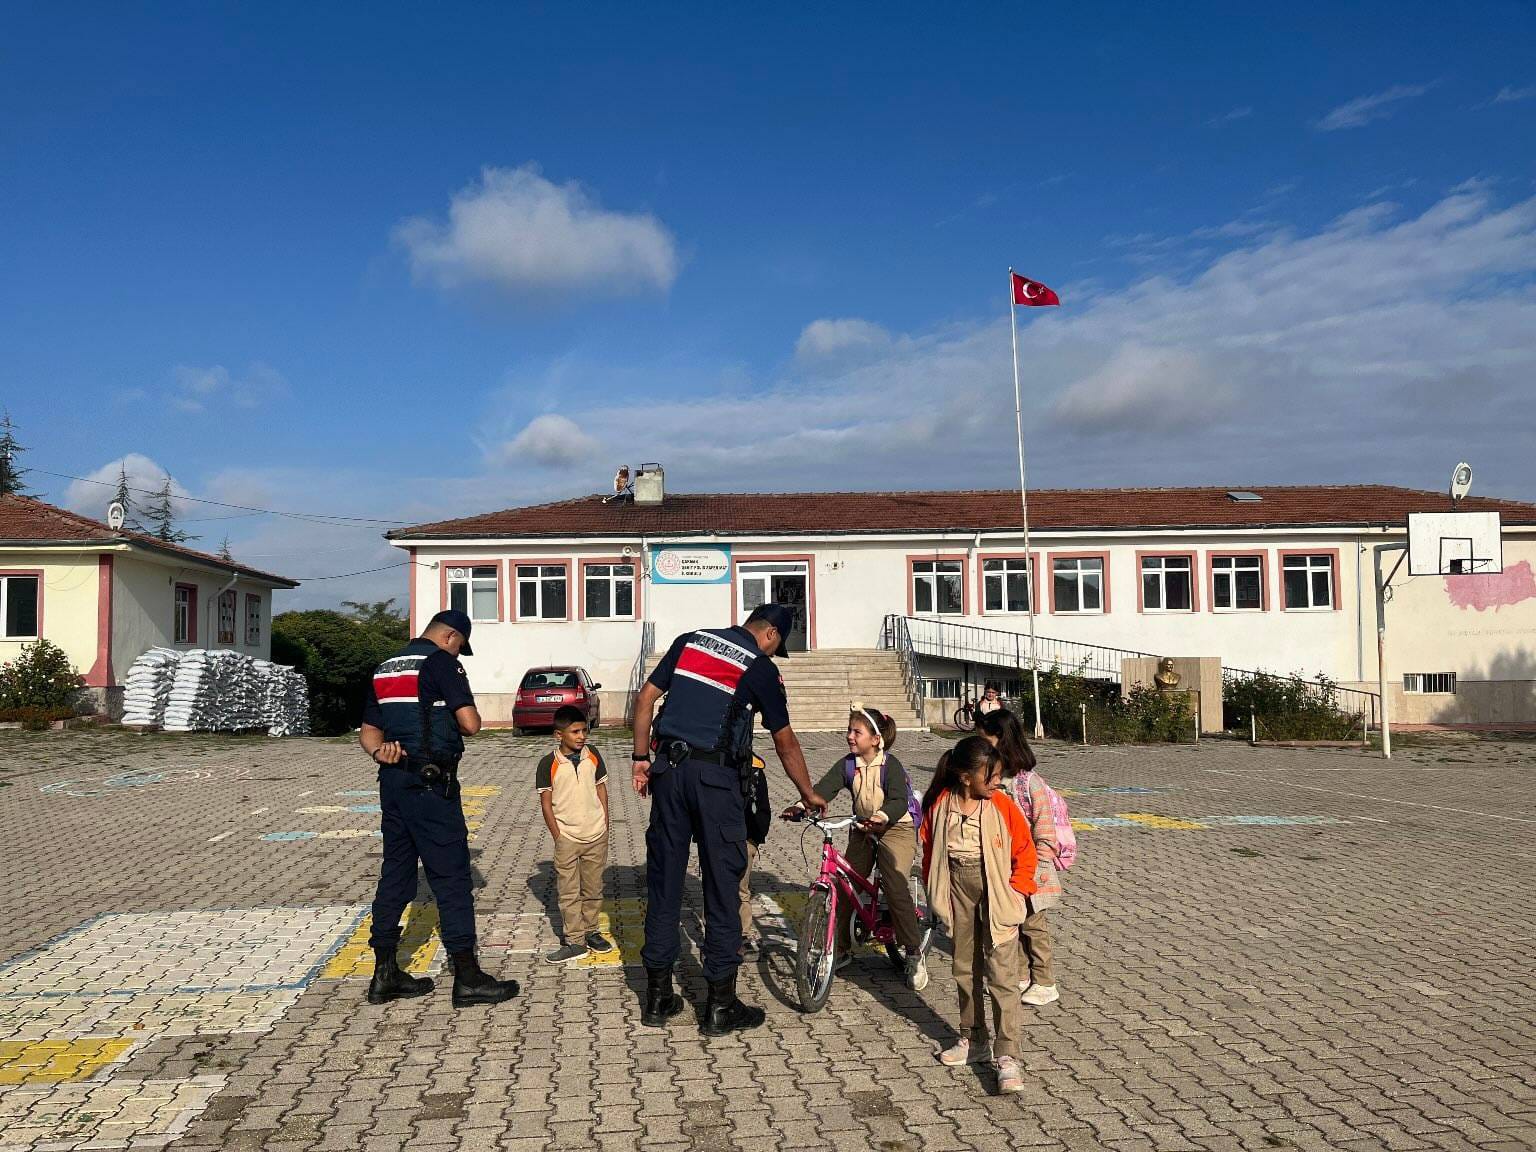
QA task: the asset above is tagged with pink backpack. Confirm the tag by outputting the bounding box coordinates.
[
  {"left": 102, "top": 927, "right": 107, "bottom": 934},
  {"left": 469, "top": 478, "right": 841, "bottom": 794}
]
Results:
[{"left": 1012, "top": 771, "right": 1078, "bottom": 870}]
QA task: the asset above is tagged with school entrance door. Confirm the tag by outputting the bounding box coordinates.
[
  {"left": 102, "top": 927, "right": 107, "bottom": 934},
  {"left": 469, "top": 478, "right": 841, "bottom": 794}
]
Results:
[{"left": 736, "top": 561, "right": 810, "bottom": 652}]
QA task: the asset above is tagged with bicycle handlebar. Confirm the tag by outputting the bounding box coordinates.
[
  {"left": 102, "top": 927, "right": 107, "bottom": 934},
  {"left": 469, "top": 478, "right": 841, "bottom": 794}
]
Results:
[{"left": 783, "top": 810, "right": 860, "bottom": 832}]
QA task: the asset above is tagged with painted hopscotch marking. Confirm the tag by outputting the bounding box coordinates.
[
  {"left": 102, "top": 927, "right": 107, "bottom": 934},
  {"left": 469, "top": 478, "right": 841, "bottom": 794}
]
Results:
[
  {"left": 321, "top": 902, "right": 443, "bottom": 980},
  {"left": 0, "top": 906, "right": 364, "bottom": 1147},
  {"left": 1070, "top": 813, "right": 1347, "bottom": 831},
  {"left": 1204, "top": 770, "right": 1536, "bottom": 825},
  {"left": 39, "top": 769, "right": 212, "bottom": 799}
]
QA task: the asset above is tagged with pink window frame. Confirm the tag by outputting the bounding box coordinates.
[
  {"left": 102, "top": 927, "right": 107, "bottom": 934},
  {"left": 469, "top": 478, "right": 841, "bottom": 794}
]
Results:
[
  {"left": 1206, "top": 550, "right": 1270, "bottom": 613},
  {"left": 577, "top": 556, "right": 643, "bottom": 622},
  {"left": 0, "top": 569, "right": 44, "bottom": 642},
  {"left": 245, "top": 592, "right": 262, "bottom": 646},
  {"left": 975, "top": 552, "right": 1039, "bottom": 616},
  {"left": 510, "top": 558, "right": 573, "bottom": 622},
  {"left": 1135, "top": 551, "right": 1199, "bottom": 614},
  {"left": 906, "top": 553, "right": 969, "bottom": 617},
  {"left": 174, "top": 582, "right": 198, "bottom": 645},
  {"left": 1047, "top": 551, "right": 1111, "bottom": 615},
  {"left": 731, "top": 553, "right": 818, "bottom": 649},
  {"left": 439, "top": 559, "right": 505, "bottom": 623},
  {"left": 216, "top": 588, "right": 238, "bottom": 644},
  {"left": 1278, "top": 548, "right": 1342, "bottom": 612}
]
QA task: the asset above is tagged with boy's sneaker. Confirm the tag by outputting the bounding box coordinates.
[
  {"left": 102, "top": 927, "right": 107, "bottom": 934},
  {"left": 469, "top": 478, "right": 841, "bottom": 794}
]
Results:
[
  {"left": 584, "top": 932, "right": 616, "bottom": 954},
  {"left": 1020, "top": 983, "right": 1059, "bottom": 1005},
  {"left": 904, "top": 951, "right": 930, "bottom": 991},
  {"left": 939, "top": 1038, "right": 991, "bottom": 1066},
  {"left": 545, "top": 942, "right": 587, "bottom": 964},
  {"left": 995, "top": 1055, "right": 1026, "bottom": 1094}
]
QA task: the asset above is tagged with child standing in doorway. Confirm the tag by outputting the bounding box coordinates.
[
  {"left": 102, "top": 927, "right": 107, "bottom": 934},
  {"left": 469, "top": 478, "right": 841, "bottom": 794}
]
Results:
[
  {"left": 537, "top": 706, "right": 615, "bottom": 963},
  {"left": 920, "top": 735, "right": 1036, "bottom": 1094},
  {"left": 977, "top": 709, "right": 1063, "bottom": 1005}
]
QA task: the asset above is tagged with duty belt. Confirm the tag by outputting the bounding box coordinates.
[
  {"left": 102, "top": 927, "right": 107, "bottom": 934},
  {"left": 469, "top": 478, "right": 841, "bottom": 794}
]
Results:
[{"left": 662, "top": 741, "right": 727, "bottom": 766}]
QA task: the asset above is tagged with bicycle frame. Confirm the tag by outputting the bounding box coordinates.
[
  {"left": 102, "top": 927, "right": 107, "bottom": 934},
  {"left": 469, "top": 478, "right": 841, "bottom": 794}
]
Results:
[{"left": 810, "top": 824, "right": 896, "bottom": 947}]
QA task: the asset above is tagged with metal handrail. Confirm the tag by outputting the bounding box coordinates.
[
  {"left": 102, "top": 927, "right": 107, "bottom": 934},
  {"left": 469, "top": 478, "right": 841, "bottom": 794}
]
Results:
[
  {"left": 879, "top": 615, "right": 927, "bottom": 720},
  {"left": 1222, "top": 664, "right": 1380, "bottom": 727},
  {"left": 624, "top": 620, "right": 657, "bottom": 725},
  {"left": 894, "top": 615, "right": 1159, "bottom": 682}
]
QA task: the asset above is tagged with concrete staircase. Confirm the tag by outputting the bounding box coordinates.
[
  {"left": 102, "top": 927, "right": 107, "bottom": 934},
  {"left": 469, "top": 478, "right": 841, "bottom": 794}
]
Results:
[{"left": 646, "top": 647, "right": 927, "bottom": 732}]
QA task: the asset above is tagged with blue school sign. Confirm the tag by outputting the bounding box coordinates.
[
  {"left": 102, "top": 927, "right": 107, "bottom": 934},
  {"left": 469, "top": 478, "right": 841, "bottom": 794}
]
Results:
[{"left": 651, "top": 545, "right": 732, "bottom": 584}]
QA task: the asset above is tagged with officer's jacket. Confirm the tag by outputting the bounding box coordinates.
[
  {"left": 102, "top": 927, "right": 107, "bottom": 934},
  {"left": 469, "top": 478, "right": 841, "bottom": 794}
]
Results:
[
  {"left": 647, "top": 626, "right": 791, "bottom": 758},
  {"left": 366, "top": 638, "right": 473, "bottom": 764}
]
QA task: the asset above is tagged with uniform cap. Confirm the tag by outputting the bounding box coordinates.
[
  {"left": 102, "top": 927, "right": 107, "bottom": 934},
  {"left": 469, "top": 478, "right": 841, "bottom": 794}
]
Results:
[
  {"left": 743, "top": 603, "right": 794, "bottom": 658},
  {"left": 428, "top": 609, "right": 474, "bottom": 656}
]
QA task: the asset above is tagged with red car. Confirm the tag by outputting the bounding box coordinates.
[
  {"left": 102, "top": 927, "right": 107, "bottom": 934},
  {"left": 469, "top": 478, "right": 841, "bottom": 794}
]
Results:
[{"left": 512, "top": 666, "right": 603, "bottom": 733}]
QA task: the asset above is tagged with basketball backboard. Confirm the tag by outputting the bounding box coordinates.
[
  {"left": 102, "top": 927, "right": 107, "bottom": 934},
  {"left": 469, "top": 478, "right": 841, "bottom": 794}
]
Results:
[{"left": 1407, "top": 511, "right": 1503, "bottom": 576}]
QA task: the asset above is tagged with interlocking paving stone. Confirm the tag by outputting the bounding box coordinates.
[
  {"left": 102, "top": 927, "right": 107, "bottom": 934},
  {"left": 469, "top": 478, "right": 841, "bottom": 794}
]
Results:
[{"left": 1, "top": 728, "right": 1534, "bottom": 1149}]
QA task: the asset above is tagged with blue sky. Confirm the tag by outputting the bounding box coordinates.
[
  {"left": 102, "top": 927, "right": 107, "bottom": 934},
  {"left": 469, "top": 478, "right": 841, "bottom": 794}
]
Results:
[{"left": 3, "top": 3, "right": 1534, "bottom": 607}]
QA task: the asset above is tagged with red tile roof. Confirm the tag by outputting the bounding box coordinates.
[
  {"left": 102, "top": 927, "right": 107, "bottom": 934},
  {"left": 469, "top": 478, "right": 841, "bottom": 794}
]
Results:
[
  {"left": 390, "top": 485, "right": 1536, "bottom": 540},
  {"left": 0, "top": 494, "right": 299, "bottom": 586}
]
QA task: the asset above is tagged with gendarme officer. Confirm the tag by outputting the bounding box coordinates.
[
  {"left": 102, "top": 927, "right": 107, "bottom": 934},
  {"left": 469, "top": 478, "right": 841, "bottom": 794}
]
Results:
[
  {"left": 631, "top": 603, "right": 827, "bottom": 1034},
  {"left": 358, "top": 609, "right": 519, "bottom": 1008}
]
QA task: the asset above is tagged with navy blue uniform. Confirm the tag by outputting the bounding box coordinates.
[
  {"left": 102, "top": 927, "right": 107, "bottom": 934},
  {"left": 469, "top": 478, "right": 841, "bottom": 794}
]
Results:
[
  {"left": 362, "top": 638, "right": 478, "bottom": 956},
  {"left": 641, "top": 626, "right": 791, "bottom": 981}
]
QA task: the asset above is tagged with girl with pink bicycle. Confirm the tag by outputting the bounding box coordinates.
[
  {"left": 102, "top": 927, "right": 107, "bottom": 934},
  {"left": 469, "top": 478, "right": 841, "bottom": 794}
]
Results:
[
  {"left": 783, "top": 704, "right": 935, "bottom": 1007},
  {"left": 919, "top": 736, "right": 1037, "bottom": 1095}
]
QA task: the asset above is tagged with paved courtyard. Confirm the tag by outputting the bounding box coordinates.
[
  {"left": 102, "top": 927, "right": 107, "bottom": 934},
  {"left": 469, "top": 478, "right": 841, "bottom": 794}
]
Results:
[{"left": 0, "top": 727, "right": 1533, "bottom": 1152}]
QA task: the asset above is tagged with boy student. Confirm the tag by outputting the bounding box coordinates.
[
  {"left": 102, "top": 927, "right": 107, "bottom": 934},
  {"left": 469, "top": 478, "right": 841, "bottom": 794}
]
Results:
[{"left": 537, "top": 706, "right": 616, "bottom": 963}]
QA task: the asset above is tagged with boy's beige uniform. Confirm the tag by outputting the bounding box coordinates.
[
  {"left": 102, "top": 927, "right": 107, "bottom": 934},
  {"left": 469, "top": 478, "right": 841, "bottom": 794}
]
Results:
[{"left": 536, "top": 747, "right": 608, "bottom": 940}]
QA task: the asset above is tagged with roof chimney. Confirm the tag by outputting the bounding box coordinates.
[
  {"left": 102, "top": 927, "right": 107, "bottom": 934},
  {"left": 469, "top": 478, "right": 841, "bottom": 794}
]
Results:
[{"left": 633, "top": 462, "right": 665, "bottom": 506}]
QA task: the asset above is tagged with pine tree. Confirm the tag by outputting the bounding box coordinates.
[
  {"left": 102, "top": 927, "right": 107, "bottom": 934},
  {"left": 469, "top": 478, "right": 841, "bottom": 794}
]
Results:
[
  {"left": 218, "top": 536, "right": 234, "bottom": 562},
  {"left": 0, "top": 412, "right": 32, "bottom": 497},
  {"left": 143, "top": 478, "right": 197, "bottom": 544},
  {"left": 109, "top": 464, "right": 147, "bottom": 532}
]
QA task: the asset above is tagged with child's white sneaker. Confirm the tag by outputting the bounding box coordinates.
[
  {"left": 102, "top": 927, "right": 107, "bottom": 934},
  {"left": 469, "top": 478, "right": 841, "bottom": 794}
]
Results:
[
  {"left": 904, "top": 952, "right": 929, "bottom": 991},
  {"left": 995, "top": 1055, "right": 1025, "bottom": 1093},
  {"left": 939, "top": 1038, "right": 991, "bottom": 1066},
  {"left": 1020, "top": 983, "right": 1059, "bottom": 1006}
]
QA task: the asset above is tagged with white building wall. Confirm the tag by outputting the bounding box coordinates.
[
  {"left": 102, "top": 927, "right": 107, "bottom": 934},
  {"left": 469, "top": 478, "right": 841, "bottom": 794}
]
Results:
[{"left": 403, "top": 527, "right": 1536, "bottom": 724}]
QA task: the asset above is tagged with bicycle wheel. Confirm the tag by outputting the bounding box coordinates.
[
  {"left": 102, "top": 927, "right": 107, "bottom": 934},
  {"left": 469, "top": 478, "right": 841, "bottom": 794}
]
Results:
[
  {"left": 952, "top": 705, "right": 974, "bottom": 731},
  {"left": 795, "top": 886, "right": 837, "bottom": 1013}
]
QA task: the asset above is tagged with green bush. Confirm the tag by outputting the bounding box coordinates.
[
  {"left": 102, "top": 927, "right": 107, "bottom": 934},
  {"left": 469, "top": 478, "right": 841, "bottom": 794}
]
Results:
[
  {"left": 0, "top": 704, "right": 76, "bottom": 729},
  {"left": 1223, "top": 671, "right": 1363, "bottom": 740},
  {"left": 272, "top": 610, "right": 401, "bottom": 736},
  {"left": 1010, "top": 664, "right": 1195, "bottom": 744},
  {"left": 0, "top": 639, "right": 83, "bottom": 714}
]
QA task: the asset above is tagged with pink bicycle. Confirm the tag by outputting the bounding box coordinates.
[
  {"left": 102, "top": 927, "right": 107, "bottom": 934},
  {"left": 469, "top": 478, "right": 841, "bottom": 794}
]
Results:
[{"left": 788, "top": 814, "right": 935, "bottom": 1013}]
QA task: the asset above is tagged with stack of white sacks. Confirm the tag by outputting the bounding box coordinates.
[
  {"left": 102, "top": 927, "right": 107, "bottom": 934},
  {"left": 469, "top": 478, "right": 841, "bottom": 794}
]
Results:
[{"left": 120, "top": 648, "right": 309, "bottom": 736}]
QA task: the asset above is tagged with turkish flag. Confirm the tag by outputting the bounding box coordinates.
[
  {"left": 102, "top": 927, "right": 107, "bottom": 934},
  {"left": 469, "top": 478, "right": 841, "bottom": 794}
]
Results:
[{"left": 1011, "top": 272, "right": 1060, "bottom": 307}]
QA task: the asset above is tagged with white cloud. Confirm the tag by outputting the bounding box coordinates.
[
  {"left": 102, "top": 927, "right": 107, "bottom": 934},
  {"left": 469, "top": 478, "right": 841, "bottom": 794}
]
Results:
[
  {"left": 1209, "top": 105, "right": 1253, "bottom": 126},
  {"left": 1051, "top": 346, "right": 1233, "bottom": 432},
  {"left": 63, "top": 454, "right": 192, "bottom": 526},
  {"left": 1492, "top": 85, "right": 1535, "bottom": 105},
  {"left": 795, "top": 318, "right": 891, "bottom": 362},
  {"left": 170, "top": 363, "right": 288, "bottom": 413},
  {"left": 1316, "top": 83, "right": 1434, "bottom": 130},
  {"left": 394, "top": 164, "right": 678, "bottom": 298},
  {"left": 492, "top": 414, "right": 600, "bottom": 468}
]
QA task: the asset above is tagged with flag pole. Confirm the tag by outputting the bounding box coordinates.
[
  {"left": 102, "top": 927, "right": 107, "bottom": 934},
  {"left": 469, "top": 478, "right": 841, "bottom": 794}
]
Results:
[{"left": 1009, "top": 268, "right": 1046, "bottom": 740}]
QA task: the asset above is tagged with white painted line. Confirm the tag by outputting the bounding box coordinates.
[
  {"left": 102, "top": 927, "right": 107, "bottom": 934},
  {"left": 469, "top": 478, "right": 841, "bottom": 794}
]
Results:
[
  {"left": 1205, "top": 771, "right": 1536, "bottom": 824},
  {"left": 248, "top": 807, "right": 269, "bottom": 816},
  {"left": 1354, "top": 815, "right": 1390, "bottom": 823},
  {"left": 297, "top": 790, "right": 314, "bottom": 798},
  {"left": 207, "top": 831, "right": 235, "bottom": 843}
]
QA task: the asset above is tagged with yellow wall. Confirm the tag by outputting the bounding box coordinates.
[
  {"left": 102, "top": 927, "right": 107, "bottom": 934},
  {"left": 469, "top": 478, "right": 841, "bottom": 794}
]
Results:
[
  {"left": 112, "top": 554, "right": 276, "bottom": 680},
  {"left": 0, "top": 551, "right": 101, "bottom": 683}
]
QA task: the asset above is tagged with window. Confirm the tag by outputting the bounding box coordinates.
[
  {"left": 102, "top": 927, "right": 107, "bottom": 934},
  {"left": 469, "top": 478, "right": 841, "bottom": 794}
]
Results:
[
  {"left": 1212, "top": 555, "right": 1264, "bottom": 611},
  {"left": 1053, "top": 556, "right": 1105, "bottom": 613},
  {"left": 911, "top": 559, "right": 964, "bottom": 615},
  {"left": 447, "top": 565, "right": 499, "bottom": 621},
  {"left": 174, "top": 584, "right": 197, "bottom": 644},
  {"left": 1404, "top": 672, "right": 1457, "bottom": 694},
  {"left": 1283, "top": 554, "right": 1334, "bottom": 610},
  {"left": 584, "top": 563, "right": 636, "bottom": 619},
  {"left": 921, "top": 678, "right": 963, "bottom": 699},
  {"left": 517, "top": 564, "right": 568, "bottom": 620},
  {"left": 1141, "top": 555, "right": 1193, "bottom": 612},
  {"left": 982, "top": 558, "right": 1032, "bottom": 614},
  {"left": 520, "top": 669, "right": 581, "bottom": 690},
  {"left": 217, "top": 590, "right": 237, "bottom": 644},
  {"left": 0, "top": 575, "right": 39, "bottom": 639},
  {"left": 245, "top": 593, "right": 261, "bottom": 646}
]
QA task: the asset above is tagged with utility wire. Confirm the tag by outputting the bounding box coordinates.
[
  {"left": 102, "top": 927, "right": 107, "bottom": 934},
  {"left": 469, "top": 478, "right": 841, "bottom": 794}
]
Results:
[{"left": 34, "top": 467, "right": 407, "bottom": 527}]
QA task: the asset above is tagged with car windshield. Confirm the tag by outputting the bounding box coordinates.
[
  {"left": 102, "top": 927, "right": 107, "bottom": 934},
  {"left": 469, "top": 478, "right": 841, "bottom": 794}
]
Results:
[{"left": 520, "top": 670, "right": 580, "bottom": 690}]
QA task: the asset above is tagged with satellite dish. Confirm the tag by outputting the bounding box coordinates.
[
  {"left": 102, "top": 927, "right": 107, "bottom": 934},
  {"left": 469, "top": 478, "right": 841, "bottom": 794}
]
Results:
[
  {"left": 1450, "top": 462, "right": 1473, "bottom": 504},
  {"left": 107, "top": 502, "right": 126, "bottom": 530}
]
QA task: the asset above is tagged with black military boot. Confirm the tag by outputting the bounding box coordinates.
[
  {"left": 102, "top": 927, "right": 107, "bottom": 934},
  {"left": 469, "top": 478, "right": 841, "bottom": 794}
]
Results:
[
  {"left": 641, "top": 966, "right": 685, "bottom": 1027},
  {"left": 449, "top": 951, "right": 520, "bottom": 1008},
  {"left": 700, "top": 973, "right": 765, "bottom": 1036},
  {"left": 366, "top": 948, "right": 434, "bottom": 1004}
]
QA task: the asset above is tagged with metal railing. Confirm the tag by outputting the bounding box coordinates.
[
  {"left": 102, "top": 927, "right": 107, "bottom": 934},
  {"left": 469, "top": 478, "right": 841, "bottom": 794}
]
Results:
[
  {"left": 1222, "top": 665, "right": 1379, "bottom": 730},
  {"left": 878, "top": 615, "right": 927, "bottom": 720},
  {"left": 624, "top": 620, "right": 657, "bottom": 725},
  {"left": 889, "top": 615, "right": 1158, "bottom": 683}
]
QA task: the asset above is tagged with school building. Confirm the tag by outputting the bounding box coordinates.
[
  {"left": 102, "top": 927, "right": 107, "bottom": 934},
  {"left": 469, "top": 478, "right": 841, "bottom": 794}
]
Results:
[
  {"left": 0, "top": 494, "right": 299, "bottom": 716},
  {"left": 388, "top": 473, "right": 1536, "bottom": 730}
]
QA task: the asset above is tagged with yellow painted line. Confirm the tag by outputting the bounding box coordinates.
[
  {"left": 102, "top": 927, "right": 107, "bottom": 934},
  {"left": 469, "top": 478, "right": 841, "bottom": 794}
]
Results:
[
  {"left": 461, "top": 785, "right": 500, "bottom": 798},
  {"left": 0, "top": 1038, "right": 134, "bottom": 1085},
  {"left": 770, "top": 891, "right": 889, "bottom": 954},
  {"left": 1115, "top": 811, "right": 1206, "bottom": 831},
  {"left": 321, "top": 902, "right": 442, "bottom": 980},
  {"left": 571, "top": 899, "right": 646, "bottom": 968}
]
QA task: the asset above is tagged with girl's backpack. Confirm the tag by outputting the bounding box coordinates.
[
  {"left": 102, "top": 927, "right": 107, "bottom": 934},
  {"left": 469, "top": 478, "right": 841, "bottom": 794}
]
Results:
[
  {"left": 843, "top": 754, "right": 923, "bottom": 825},
  {"left": 1013, "top": 771, "right": 1078, "bottom": 870}
]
